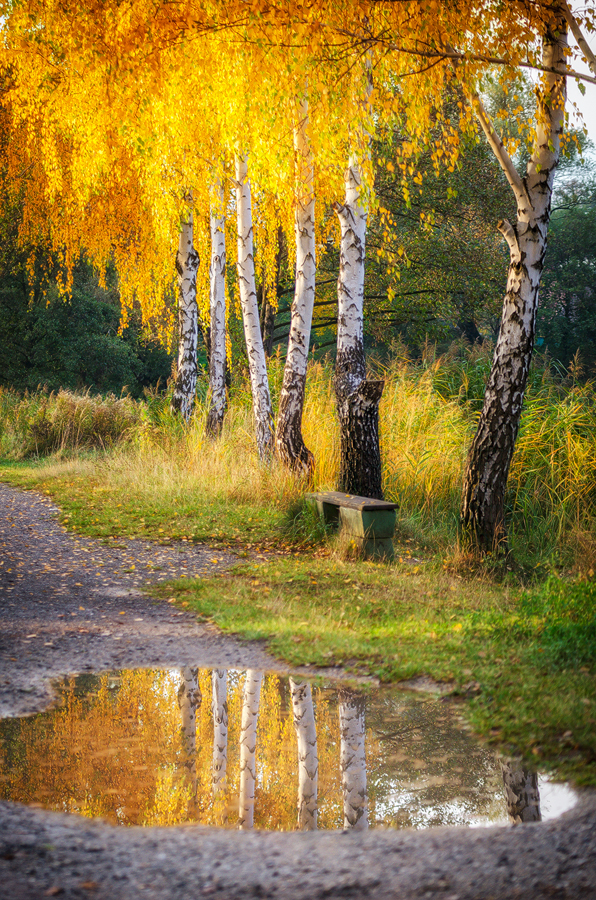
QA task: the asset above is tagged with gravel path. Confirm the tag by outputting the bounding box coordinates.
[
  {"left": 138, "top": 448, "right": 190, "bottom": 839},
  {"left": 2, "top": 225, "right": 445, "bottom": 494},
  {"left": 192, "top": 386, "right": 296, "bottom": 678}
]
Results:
[{"left": 1, "top": 481, "right": 595, "bottom": 900}]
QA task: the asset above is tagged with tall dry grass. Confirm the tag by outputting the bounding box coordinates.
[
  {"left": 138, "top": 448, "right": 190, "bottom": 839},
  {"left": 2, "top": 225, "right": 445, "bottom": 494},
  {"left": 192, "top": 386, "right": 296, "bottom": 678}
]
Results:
[
  {"left": 2, "top": 345, "right": 595, "bottom": 568},
  {"left": 0, "top": 387, "right": 139, "bottom": 458}
]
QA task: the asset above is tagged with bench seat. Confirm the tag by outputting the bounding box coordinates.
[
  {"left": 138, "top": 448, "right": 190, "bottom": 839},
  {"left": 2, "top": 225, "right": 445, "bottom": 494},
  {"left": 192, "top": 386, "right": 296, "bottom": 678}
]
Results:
[{"left": 306, "top": 491, "right": 399, "bottom": 560}]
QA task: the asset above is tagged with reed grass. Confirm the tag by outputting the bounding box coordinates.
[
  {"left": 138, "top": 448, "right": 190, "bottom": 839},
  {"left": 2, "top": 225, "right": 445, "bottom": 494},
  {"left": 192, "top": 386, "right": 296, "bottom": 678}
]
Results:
[
  {"left": 1, "top": 344, "right": 595, "bottom": 570},
  {"left": 0, "top": 387, "right": 139, "bottom": 458}
]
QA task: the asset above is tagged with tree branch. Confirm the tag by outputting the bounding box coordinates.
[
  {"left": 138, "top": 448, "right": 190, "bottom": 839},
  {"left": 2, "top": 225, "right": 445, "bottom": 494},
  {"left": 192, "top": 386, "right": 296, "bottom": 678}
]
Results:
[
  {"left": 561, "top": 0, "right": 596, "bottom": 78},
  {"left": 497, "top": 219, "right": 520, "bottom": 256},
  {"left": 470, "top": 91, "right": 532, "bottom": 215}
]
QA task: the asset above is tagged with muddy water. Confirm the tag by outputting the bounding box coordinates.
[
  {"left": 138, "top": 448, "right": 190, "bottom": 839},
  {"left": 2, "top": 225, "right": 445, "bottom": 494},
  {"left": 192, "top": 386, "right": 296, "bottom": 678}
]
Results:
[{"left": 0, "top": 668, "right": 578, "bottom": 831}]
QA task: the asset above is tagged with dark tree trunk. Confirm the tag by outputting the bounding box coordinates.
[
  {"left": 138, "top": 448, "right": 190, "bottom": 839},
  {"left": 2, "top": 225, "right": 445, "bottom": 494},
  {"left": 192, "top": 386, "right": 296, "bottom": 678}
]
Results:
[
  {"left": 335, "top": 376, "right": 384, "bottom": 499},
  {"left": 458, "top": 317, "right": 483, "bottom": 345},
  {"left": 199, "top": 322, "right": 211, "bottom": 369},
  {"left": 335, "top": 342, "right": 383, "bottom": 499},
  {"left": 500, "top": 759, "right": 541, "bottom": 823},
  {"left": 460, "top": 18, "right": 566, "bottom": 551},
  {"left": 261, "top": 301, "right": 276, "bottom": 357},
  {"left": 277, "top": 369, "right": 314, "bottom": 474},
  {"left": 460, "top": 306, "right": 534, "bottom": 551}
]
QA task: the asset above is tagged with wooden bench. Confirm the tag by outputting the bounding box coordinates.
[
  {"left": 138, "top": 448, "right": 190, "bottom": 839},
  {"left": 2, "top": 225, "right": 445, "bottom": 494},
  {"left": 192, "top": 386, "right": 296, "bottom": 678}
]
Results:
[{"left": 305, "top": 491, "right": 399, "bottom": 560}]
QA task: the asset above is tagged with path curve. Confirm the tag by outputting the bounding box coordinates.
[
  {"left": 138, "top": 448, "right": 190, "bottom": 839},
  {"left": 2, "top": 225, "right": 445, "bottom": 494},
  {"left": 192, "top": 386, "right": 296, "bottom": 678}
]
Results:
[{"left": 1, "top": 482, "right": 595, "bottom": 900}]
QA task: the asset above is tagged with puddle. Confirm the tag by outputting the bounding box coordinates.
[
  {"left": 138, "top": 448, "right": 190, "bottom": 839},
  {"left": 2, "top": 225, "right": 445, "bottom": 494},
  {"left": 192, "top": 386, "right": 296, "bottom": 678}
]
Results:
[{"left": 0, "top": 668, "right": 578, "bottom": 831}]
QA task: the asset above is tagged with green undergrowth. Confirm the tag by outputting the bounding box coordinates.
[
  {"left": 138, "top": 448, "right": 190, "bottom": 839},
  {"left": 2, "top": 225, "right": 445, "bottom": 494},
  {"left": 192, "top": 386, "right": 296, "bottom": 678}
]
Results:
[
  {"left": 0, "top": 457, "right": 288, "bottom": 550},
  {"left": 154, "top": 558, "right": 596, "bottom": 788}
]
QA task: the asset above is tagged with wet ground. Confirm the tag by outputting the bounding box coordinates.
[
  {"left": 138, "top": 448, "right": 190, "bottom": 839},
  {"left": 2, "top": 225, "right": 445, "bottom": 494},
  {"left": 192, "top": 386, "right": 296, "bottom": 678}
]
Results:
[
  {"left": 1, "top": 482, "right": 596, "bottom": 899},
  {"left": 0, "top": 667, "right": 580, "bottom": 832}
]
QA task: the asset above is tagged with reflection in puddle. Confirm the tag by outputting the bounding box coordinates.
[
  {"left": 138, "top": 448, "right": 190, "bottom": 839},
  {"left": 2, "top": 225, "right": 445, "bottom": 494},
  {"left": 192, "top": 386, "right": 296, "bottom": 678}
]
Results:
[{"left": 0, "top": 669, "right": 578, "bottom": 831}]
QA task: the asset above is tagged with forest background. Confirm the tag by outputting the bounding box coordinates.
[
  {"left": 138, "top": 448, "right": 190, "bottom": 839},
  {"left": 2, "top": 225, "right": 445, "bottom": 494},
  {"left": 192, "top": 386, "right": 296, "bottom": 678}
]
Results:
[{"left": 1, "top": 0, "right": 596, "bottom": 787}]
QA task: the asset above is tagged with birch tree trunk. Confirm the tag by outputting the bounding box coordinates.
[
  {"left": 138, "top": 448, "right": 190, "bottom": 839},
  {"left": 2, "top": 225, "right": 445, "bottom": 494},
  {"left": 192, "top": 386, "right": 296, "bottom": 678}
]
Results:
[
  {"left": 171, "top": 193, "right": 200, "bottom": 421},
  {"left": 177, "top": 666, "right": 201, "bottom": 819},
  {"left": 338, "top": 687, "right": 368, "bottom": 830},
  {"left": 235, "top": 154, "right": 275, "bottom": 459},
  {"left": 289, "top": 677, "right": 318, "bottom": 830},
  {"left": 461, "top": 17, "right": 568, "bottom": 550},
  {"left": 206, "top": 179, "right": 227, "bottom": 438},
  {"left": 211, "top": 668, "right": 228, "bottom": 824},
  {"left": 334, "top": 159, "right": 384, "bottom": 499},
  {"left": 276, "top": 98, "right": 316, "bottom": 475},
  {"left": 238, "top": 669, "right": 263, "bottom": 830},
  {"left": 500, "top": 759, "right": 542, "bottom": 823}
]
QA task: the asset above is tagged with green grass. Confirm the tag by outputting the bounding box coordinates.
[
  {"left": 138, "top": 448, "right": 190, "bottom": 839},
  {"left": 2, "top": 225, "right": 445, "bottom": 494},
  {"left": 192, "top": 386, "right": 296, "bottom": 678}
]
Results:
[
  {"left": 153, "top": 556, "right": 596, "bottom": 786},
  {"left": 1, "top": 349, "right": 595, "bottom": 787},
  {"left": 0, "top": 456, "right": 288, "bottom": 550}
]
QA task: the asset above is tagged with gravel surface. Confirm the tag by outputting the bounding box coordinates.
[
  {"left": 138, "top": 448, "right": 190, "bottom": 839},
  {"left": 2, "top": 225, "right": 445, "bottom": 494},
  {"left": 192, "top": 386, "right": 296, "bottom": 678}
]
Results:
[{"left": 1, "top": 481, "right": 596, "bottom": 900}]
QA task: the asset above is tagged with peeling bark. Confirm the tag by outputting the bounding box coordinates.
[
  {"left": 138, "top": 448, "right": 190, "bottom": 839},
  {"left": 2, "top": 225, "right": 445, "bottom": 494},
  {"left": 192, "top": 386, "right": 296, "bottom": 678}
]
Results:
[
  {"left": 289, "top": 678, "right": 318, "bottom": 830},
  {"left": 206, "top": 179, "right": 227, "bottom": 438},
  {"left": 461, "top": 18, "right": 567, "bottom": 550},
  {"left": 235, "top": 155, "right": 275, "bottom": 460},
  {"left": 334, "top": 160, "right": 383, "bottom": 499},
  {"left": 339, "top": 688, "right": 368, "bottom": 831},
  {"left": 276, "top": 98, "right": 316, "bottom": 476},
  {"left": 171, "top": 194, "right": 200, "bottom": 422},
  {"left": 238, "top": 669, "right": 262, "bottom": 830}
]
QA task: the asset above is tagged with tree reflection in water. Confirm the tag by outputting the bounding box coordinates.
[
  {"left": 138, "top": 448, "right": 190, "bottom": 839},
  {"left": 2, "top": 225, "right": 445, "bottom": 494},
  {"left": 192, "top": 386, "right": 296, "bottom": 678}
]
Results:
[
  {"left": 177, "top": 667, "right": 201, "bottom": 820},
  {"left": 499, "top": 759, "right": 541, "bottom": 823},
  {"left": 289, "top": 678, "right": 318, "bottom": 830},
  {"left": 338, "top": 688, "right": 368, "bottom": 830},
  {"left": 211, "top": 669, "right": 228, "bottom": 824},
  {"left": 0, "top": 668, "right": 569, "bottom": 831}
]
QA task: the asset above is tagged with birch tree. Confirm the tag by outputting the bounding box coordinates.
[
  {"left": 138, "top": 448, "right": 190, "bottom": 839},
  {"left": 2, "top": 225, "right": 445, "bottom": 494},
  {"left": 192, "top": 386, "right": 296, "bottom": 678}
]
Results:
[
  {"left": 334, "top": 60, "right": 384, "bottom": 499},
  {"left": 177, "top": 666, "right": 201, "bottom": 819},
  {"left": 171, "top": 194, "right": 200, "bottom": 421},
  {"left": 238, "top": 669, "right": 263, "bottom": 830},
  {"left": 289, "top": 678, "right": 318, "bottom": 830},
  {"left": 276, "top": 98, "right": 316, "bottom": 475},
  {"left": 211, "top": 668, "right": 228, "bottom": 824},
  {"left": 338, "top": 688, "right": 368, "bottom": 830},
  {"left": 460, "top": 11, "right": 569, "bottom": 550},
  {"left": 206, "top": 178, "right": 227, "bottom": 437},
  {"left": 235, "top": 155, "right": 275, "bottom": 460}
]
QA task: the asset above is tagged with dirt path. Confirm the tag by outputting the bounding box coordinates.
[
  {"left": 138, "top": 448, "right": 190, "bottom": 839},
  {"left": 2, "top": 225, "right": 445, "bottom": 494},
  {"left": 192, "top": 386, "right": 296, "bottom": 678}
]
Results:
[
  {"left": 0, "top": 482, "right": 287, "bottom": 719},
  {"left": 1, "top": 481, "right": 595, "bottom": 900}
]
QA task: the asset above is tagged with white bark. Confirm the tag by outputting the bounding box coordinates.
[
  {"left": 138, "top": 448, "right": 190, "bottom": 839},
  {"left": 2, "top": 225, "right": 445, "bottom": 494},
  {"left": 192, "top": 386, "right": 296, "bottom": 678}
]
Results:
[
  {"left": 211, "top": 668, "right": 228, "bottom": 796},
  {"left": 461, "top": 17, "right": 568, "bottom": 547},
  {"left": 334, "top": 154, "right": 384, "bottom": 499},
  {"left": 171, "top": 194, "right": 199, "bottom": 421},
  {"left": 289, "top": 678, "right": 318, "bottom": 831},
  {"left": 177, "top": 666, "right": 201, "bottom": 817},
  {"left": 235, "top": 154, "right": 275, "bottom": 460},
  {"left": 561, "top": 1, "right": 596, "bottom": 77},
  {"left": 276, "top": 98, "right": 316, "bottom": 474},
  {"left": 338, "top": 689, "right": 368, "bottom": 831},
  {"left": 238, "top": 669, "right": 263, "bottom": 830},
  {"left": 334, "top": 156, "right": 367, "bottom": 394},
  {"left": 206, "top": 178, "right": 227, "bottom": 437}
]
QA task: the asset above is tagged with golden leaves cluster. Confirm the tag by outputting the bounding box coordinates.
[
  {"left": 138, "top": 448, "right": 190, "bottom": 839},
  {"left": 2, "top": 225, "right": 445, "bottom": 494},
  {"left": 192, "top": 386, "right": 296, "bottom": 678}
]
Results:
[{"left": 1, "top": 0, "right": 593, "bottom": 336}]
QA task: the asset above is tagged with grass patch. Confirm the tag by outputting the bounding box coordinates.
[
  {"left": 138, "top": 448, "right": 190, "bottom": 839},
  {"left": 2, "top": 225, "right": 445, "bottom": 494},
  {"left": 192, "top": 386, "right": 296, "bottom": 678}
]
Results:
[
  {"left": 153, "top": 557, "right": 596, "bottom": 787},
  {"left": 1, "top": 350, "right": 595, "bottom": 787}
]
